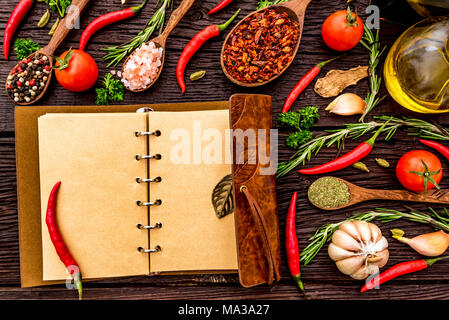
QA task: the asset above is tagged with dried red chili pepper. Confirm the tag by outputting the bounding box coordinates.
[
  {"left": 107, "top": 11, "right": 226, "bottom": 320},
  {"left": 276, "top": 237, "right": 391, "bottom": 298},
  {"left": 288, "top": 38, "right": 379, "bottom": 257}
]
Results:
[
  {"left": 299, "top": 119, "right": 391, "bottom": 175},
  {"left": 46, "top": 181, "right": 82, "bottom": 300},
  {"left": 222, "top": 8, "right": 299, "bottom": 84},
  {"left": 3, "top": 0, "right": 34, "bottom": 60},
  {"left": 286, "top": 192, "right": 305, "bottom": 293},
  {"left": 208, "top": 0, "right": 233, "bottom": 14},
  {"left": 282, "top": 56, "right": 341, "bottom": 113},
  {"left": 176, "top": 9, "right": 240, "bottom": 93},
  {"left": 79, "top": 0, "right": 147, "bottom": 51},
  {"left": 361, "top": 256, "right": 449, "bottom": 293}
]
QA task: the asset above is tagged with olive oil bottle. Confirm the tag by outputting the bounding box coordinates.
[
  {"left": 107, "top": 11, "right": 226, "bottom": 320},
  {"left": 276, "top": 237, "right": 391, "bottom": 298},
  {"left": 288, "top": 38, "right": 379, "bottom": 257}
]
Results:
[
  {"left": 407, "top": 0, "right": 449, "bottom": 17},
  {"left": 384, "top": 17, "right": 449, "bottom": 113}
]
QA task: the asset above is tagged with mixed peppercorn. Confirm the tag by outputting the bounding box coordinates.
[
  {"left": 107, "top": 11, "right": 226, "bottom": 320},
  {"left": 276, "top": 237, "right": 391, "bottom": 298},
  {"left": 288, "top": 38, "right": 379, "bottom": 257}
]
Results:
[
  {"left": 222, "top": 8, "right": 299, "bottom": 83},
  {"left": 6, "top": 53, "right": 51, "bottom": 103}
]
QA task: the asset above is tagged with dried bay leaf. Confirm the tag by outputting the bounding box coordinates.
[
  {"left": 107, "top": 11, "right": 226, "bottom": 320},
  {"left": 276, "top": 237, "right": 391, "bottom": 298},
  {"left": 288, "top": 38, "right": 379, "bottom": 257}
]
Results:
[
  {"left": 212, "top": 174, "right": 234, "bottom": 219},
  {"left": 314, "top": 66, "right": 369, "bottom": 98}
]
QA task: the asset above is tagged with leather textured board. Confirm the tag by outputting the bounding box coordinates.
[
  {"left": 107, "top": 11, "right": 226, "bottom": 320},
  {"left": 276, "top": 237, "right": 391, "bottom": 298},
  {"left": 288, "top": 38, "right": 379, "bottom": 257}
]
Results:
[{"left": 229, "top": 94, "right": 281, "bottom": 288}]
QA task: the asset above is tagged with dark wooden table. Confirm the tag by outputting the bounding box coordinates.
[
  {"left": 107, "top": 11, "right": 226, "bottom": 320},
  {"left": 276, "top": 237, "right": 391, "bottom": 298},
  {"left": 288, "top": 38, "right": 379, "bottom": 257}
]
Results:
[{"left": 1, "top": 0, "right": 448, "bottom": 300}]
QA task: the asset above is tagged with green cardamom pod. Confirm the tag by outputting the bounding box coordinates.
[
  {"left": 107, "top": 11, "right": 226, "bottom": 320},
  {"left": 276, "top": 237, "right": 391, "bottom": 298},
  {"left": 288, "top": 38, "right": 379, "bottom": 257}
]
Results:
[
  {"left": 38, "top": 9, "right": 50, "bottom": 28},
  {"left": 375, "top": 158, "right": 390, "bottom": 168},
  {"left": 352, "top": 162, "right": 370, "bottom": 173},
  {"left": 190, "top": 70, "right": 206, "bottom": 81},
  {"left": 49, "top": 18, "right": 60, "bottom": 36}
]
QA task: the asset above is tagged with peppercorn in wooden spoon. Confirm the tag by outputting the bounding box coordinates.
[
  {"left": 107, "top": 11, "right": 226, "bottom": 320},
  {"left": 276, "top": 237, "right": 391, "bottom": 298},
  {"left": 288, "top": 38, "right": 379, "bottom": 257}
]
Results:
[{"left": 5, "top": 0, "right": 91, "bottom": 106}]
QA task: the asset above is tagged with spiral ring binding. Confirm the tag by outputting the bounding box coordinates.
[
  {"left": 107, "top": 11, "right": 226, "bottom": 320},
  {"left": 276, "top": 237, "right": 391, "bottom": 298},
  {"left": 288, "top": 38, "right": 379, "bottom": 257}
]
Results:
[
  {"left": 137, "top": 222, "right": 162, "bottom": 230},
  {"left": 134, "top": 130, "right": 161, "bottom": 137},
  {"left": 136, "top": 177, "right": 162, "bottom": 183},
  {"left": 136, "top": 199, "right": 162, "bottom": 206},
  {"left": 138, "top": 245, "right": 161, "bottom": 253},
  {"left": 135, "top": 154, "right": 162, "bottom": 161}
]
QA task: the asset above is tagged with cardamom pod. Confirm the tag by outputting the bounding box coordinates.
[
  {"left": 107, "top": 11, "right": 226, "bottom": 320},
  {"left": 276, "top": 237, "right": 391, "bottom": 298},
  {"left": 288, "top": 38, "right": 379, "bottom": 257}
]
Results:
[
  {"left": 38, "top": 9, "right": 50, "bottom": 28},
  {"left": 375, "top": 158, "right": 390, "bottom": 168},
  {"left": 190, "top": 70, "right": 206, "bottom": 81},
  {"left": 352, "top": 162, "right": 370, "bottom": 173},
  {"left": 49, "top": 18, "right": 60, "bottom": 36}
]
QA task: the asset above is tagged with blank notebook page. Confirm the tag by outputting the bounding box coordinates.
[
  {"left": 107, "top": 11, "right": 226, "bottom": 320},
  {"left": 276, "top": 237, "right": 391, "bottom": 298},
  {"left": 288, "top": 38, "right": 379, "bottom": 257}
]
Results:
[
  {"left": 148, "top": 110, "right": 238, "bottom": 273},
  {"left": 38, "top": 113, "right": 149, "bottom": 281}
]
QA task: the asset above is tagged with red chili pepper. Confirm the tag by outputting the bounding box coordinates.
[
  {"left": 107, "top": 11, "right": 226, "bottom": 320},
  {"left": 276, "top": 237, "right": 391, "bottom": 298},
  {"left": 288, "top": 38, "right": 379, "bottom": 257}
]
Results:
[
  {"left": 79, "top": 0, "right": 147, "bottom": 51},
  {"left": 361, "top": 256, "right": 449, "bottom": 293},
  {"left": 3, "top": 0, "right": 34, "bottom": 60},
  {"left": 286, "top": 192, "right": 305, "bottom": 293},
  {"left": 282, "top": 56, "right": 341, "bottom": 113},
  {"left": 176, "top": 9, "right": 240, "bottom": 93},
  {"left": 208, "top": 0, "right": 233, "bottom": 14},
  {"left": 420, "top": 139, "right": 449, "bottom": 162},
  {"left": 299, "top": 119, "right": 391, "bottom": 175},
  {"left": 46, "top": 181, "right": 82, "bottom": 300}
]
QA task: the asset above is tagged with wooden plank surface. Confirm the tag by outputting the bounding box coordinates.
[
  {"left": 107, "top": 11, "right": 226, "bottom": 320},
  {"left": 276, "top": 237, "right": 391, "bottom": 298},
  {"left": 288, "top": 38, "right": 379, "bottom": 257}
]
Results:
[{"left": 0, "top": 0, "right": 448, "bottom": 300}]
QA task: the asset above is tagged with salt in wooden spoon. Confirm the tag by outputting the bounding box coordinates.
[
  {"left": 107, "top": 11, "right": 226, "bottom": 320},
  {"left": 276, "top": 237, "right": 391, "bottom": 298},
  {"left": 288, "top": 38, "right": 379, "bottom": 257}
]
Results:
[
  {"left": 310, "top": 177, "right": 449, "bottom": 211},
  {"left": 221, "top": 0, "right": 312, "bottom": 87},
  {"left": 5, "top": 0, "right": 91, "bottom": 106},
  {"left": 122, "top": 0, "right": 196, "bottom": 92}
]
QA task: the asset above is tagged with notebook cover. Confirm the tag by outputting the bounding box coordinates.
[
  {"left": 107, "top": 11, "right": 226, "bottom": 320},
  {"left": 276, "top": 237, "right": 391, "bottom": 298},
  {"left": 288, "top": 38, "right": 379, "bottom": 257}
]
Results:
[
  {"left": 15, "top": 102, "right": 229, "bottom": 288},
  {"left": 229, "top": 94, "right": 282, "bottom": 288}
]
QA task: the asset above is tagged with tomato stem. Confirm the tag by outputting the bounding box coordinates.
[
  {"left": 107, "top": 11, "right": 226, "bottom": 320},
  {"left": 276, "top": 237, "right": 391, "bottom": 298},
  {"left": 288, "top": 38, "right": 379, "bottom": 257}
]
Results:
[{"left": 345, "top": 7, "right": 358, "bottom": 27}]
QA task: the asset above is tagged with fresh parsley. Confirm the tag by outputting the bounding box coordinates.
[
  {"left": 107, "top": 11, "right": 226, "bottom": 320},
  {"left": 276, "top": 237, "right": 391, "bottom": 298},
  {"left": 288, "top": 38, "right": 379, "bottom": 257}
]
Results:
[
  {"left": 278, "top": 106, "right": 320, "bottom": 149},
  {"left": 95, "top": 73, "right": 125, "bottom": 105},
  {"left": 257, "top": 0, "right": 288, "bottom": 9},
  {"left": 13, "top": 38, "right": 42, "bottom": 60},
  {"left": 278, "top": 106, "right": 319, "bottom": 131},
  {"left": 45, "top": 0, "right": 72, "bottom": 18}
]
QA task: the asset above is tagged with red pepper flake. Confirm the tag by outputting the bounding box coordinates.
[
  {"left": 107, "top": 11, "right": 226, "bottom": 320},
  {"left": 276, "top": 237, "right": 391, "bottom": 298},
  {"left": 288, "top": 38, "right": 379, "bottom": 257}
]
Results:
[{"left": 222, "top": 8, "right": 299, "bottom": 83}]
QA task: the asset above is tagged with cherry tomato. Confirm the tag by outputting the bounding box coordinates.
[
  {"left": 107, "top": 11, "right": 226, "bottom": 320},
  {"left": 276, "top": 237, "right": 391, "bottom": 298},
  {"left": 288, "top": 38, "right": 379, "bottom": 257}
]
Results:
[
  {"left": 55, "top": 49, "right": 98, "bottom": 92},
  {"left": 396, "top": 150, "right": 443, "bottom": 193},
  {"left": 321, "top": 8, "right": 364, "bottom": 52}
]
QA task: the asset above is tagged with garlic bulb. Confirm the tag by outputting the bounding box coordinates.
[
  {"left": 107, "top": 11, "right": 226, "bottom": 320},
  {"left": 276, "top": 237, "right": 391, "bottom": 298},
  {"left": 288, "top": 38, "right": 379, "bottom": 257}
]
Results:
[
  {"left": 391, "top": 229, "right": 449, "bottom": 257},
  {"left": 328, "top": 221, "right": 389, "bottom": 280},
  {"left": 325, "top": 93, "right": 367, "bottom": 116}
]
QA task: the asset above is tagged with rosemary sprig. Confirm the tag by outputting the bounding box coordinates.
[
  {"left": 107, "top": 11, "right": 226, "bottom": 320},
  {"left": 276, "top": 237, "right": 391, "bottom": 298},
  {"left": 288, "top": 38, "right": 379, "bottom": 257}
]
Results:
[
  {"left": 300, "top": 207, "right": 449, "bottom": 266},
  {"left": 276, "top": 116, "right": 449, "bottom": 178},
  {"left": 102, "top": 0, "right": 172, "bottom": 67},
  {"left": 359, "top": 24, "right": 387, "bottom": 122}
]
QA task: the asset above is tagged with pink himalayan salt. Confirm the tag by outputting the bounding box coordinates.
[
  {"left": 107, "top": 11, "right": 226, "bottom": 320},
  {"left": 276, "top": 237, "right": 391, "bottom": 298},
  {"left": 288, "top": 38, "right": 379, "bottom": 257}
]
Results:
[{"left": 121, "top": 42, "right": 163, "bottom": 91}]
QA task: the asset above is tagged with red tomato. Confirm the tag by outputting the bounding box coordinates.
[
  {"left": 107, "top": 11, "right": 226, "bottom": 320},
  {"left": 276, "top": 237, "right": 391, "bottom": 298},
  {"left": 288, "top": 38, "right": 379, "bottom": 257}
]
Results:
[
  {"left": 396, "top": 150, "right": 443, "bottom": 193},
  {"left": 55, "top": 49, "right": 98, "bottom": 92},
  {"left": 321, "top": 9, "right": 364, "bottom": 52}
]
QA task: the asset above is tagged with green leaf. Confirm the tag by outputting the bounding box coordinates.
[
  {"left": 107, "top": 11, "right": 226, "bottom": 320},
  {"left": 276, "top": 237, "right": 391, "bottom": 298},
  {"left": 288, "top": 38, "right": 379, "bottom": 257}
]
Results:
[{"left": 13, "top": 38, "right": 41, "bottom": 60}]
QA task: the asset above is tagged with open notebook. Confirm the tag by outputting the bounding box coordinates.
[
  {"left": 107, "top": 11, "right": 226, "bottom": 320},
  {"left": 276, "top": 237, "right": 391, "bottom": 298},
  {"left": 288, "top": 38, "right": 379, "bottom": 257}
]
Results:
[{"left": 38, "top": 110, "right": 238, "bottom": 281}]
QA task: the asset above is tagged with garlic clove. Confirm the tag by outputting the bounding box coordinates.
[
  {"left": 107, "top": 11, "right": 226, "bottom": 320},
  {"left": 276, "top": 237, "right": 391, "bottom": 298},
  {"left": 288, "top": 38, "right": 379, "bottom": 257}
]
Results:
[
  {"left": 408, "top": 230, "right": 449, "bottom": 257},
  {"left": 351, "top": 264, "right": 379, "bottom": 280},
  {"left": 325, "top": 93, "right": 367, "bottom": 116},
  {"left": 369, "top": 223, "right": 383, "bottom": 243},
  {"left": 328, "top": 243, "right": 355, "bottom": 261},
  {"left": 336, "top": 255, "right": 365, "bottom": 276},
  {"left": 353, "top": 220, "right": 372, "bottom": 244},
  {"left": 371, "top": 236, "right": 389, "bottom": 253},
  {"left": 339, "top": 221, "right": 362, "bottom": 242},
  {"left": 367, "top": 247, "right": 389, "bottom": 268},
  {"left": 332, "top": 229, "right": 362, "bottom": 251}
]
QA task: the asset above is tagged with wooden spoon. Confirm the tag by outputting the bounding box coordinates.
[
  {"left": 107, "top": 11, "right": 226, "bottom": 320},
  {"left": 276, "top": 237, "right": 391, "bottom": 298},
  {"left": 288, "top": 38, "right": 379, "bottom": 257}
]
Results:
[
  {"left": 220, "top": 0, "right": 312, "bottom": 87},
  {"left": 5, "top": 0, "right": 91, "bottom": 106},
  {"left": 122, "top": 0, "right": 196, "bottom": 92},
  {"left": 310, "top": 177, "right": 449, "bottom": 211}
]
